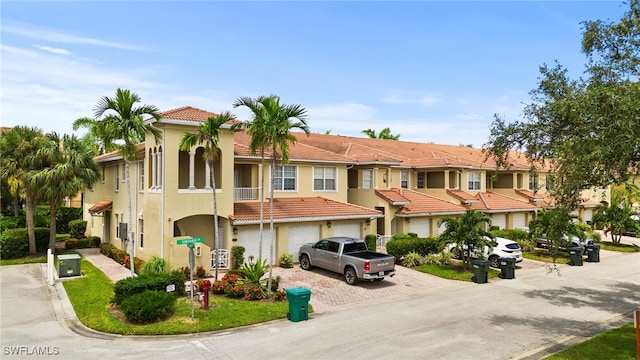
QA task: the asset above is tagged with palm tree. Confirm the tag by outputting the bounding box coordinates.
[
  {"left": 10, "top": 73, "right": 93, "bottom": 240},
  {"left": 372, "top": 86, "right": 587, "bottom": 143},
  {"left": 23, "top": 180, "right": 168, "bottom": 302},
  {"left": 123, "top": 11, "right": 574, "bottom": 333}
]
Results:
[
  {"left": 438, "top": 210, "right": 494, "bottom": 270},
  {"left": 362, "top": 127, "right": 400, "bottom": 140},
  {"left": 234, "top": 95, "right": 309, "bottom": 294},
  {"left": 179, "top": 111, "right": 237, "bottom": 280},
  {"left": 0, "top": 126, "right": 47, "bottom": 254},
  {"left": 529, "top": 207, "right": 582, "bottom": 264},
  {"left": 592, "top": 196, "right": 636, "bottom": 245},
  {"left": 30, "top": 133, "right": 100, "bottom": 252},
  {"left": 77, "top": 88, "right": 162, "bottom": 275}
]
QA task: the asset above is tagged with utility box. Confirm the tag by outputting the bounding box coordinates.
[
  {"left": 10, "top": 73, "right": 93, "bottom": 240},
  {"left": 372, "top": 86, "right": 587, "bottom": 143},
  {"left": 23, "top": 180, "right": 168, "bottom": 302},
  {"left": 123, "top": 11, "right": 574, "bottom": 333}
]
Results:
[{"left": 57, "top": 254, "right": 81, "bottom": 277}]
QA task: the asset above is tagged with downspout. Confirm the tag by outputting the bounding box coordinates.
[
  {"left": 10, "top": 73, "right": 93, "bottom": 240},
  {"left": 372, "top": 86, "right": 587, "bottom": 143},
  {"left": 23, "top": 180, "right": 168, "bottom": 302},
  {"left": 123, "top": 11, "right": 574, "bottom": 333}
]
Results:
[{"left": 161, "top": 128, "right": 166, "bottom": 258}]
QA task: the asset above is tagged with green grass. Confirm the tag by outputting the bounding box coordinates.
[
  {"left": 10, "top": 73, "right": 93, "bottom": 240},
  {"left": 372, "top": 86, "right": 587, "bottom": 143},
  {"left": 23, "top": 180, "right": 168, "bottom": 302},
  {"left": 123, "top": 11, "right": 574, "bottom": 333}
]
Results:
[
  {"left": 0, "top": 253, "right": 47, "bottom": 266},
  {"left": 598, "top": 241, "right": 640, "bottom": 252},
  {"left": 413, "top": 262, "right": 501, "bottom": 281},
  {"left": 63, "top": 259, "right": 292, "bottom": 335},
  {"left": 545, "top": 322, "right": 637, "bottom": 360},
  {"left": 523, "top": 249, "right": 571, "bottom": 263}
]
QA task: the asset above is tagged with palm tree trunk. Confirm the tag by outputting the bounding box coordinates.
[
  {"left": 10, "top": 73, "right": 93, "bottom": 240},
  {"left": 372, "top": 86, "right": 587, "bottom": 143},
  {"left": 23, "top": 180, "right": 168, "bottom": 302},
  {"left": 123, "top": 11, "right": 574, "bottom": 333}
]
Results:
[
  {"left": 25, "top": 188, "right": 37, "bottom": 255},
  {"left": 267, "top": 153, "right": 276, "bottom": 296},
  {"left": 258, "top": 150, "right": 265, "bottom": 261},
  {"left": 12, "top": 196, "right": 19, "bottom": 217},
  {"left": 49, "top": 204, "right": 58, "bottom": 253},
  {"left": 211, "top": 158, "right": 220, "bottom": 281},
  {"left": 125, "top": 160, "right": 135, "bottom": 276}
]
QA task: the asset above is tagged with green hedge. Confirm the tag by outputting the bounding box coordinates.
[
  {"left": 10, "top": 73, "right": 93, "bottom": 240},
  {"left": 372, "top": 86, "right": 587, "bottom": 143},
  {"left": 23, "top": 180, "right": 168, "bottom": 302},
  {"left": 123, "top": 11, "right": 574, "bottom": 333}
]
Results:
[
  {"left": 490, "top": 229, "right": 530, "bottom": 241},
  {"left": 0, "top": 227, "right": 51, "bottom": 259},
  {"left": 112, "top": 272, "right": 185, "bottom": 305},
  {"left": 55, "top": 206, "right": 83, "bottom": 234},
  {"left": 119, "top": 290, "right": 176, "bottom": 324},
  {"left": 68, "top": 219, "right": 87, "bottom": 239},
  {"left": 386, "top": 236, "right": 443, "bottom": 260},
  {"left": 231, "top": 246, "right": 245, "bottom": 270},
  {"left": 365, "top": 234, "right": 377, "bottom": 250}
]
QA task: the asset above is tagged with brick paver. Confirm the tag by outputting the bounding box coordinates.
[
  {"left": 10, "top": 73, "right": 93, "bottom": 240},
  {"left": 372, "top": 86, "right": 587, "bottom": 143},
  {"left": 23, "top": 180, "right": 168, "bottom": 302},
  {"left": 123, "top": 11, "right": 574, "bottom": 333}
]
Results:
[{"left": 76, "top": 248, "right": 133, "bottom": 283}]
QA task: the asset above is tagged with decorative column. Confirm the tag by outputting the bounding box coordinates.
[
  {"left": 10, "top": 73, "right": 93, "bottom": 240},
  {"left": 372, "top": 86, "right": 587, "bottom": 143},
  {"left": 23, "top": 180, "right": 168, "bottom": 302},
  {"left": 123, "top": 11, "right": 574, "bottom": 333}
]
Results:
[
  {"left": 157, "top": 151, "right": 163, "bottom": 189},
  {"left": 188, "top": 151, "right": 196, "bottom": 189},
  {"left": 151, "top": 152, "right": 158, "bottom": 189}
]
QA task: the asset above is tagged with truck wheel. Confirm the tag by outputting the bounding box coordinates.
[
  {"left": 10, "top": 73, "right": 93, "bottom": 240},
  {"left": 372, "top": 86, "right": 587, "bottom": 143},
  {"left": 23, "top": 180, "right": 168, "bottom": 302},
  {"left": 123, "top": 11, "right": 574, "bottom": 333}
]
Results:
[
  {"left": 344, "top": 267, "right": 359, "bottom": 285},
  {"left": 300, "top": 255, "right": 312, "bottom": 270}
]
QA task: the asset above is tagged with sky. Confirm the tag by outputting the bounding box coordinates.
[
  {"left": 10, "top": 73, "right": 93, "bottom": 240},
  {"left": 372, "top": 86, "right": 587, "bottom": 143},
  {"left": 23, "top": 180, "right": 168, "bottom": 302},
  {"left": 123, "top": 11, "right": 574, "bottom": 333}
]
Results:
[{"left": 0, "top": 1, "right": 628, "bottom": 148}]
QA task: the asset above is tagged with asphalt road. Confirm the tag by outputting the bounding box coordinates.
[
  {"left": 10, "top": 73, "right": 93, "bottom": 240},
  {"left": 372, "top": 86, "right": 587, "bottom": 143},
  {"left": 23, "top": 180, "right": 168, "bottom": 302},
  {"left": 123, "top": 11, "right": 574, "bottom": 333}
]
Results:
[{"left": 1, "top": 250, "right": 639, "bottom": 360}]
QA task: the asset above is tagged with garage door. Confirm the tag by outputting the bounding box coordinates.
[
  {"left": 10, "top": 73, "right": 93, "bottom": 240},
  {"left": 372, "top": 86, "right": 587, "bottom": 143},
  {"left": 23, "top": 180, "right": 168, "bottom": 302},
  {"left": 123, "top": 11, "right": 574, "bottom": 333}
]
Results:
[
  {"left": 410, "top": 219, "right": 430, "bottom": 237},
  {"left": 333, "top": 222, "right": 361, "bottom": 238},
  {"left": 492, "top": 214, "right": 506, "bottom": 230},
  {"left": 288, "top": 224, "right": 320, "bottom": 262},
  {"left": 512, "top": 213, "right": 526, "bottom": 229},
  {"left": 238, "top": 228, "right": 273, "bottom": 263}
]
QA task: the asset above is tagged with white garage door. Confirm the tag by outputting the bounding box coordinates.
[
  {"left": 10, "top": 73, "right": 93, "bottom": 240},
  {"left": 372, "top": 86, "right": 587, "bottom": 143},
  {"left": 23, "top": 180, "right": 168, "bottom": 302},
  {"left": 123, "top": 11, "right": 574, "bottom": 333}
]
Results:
[
  {"left": 333, "top": 222, "right": 361, "bottom": 238},
  {"left": 288, "top": 224, "right": 320, "bottom": 262},
  {"left": 492, "top": 214, "right": 506, "bottom": 230},
  {"left": 512, "top": 213, "right": 526, "bottom": 229},
  {"left": 410, "top": 219, "right": 430, "bottom": 238},
  {"left": 238, "top": 228, "right": 273, "bottom": 263},
  {"left": 583, "top": 209, "right": 593, "bottom": 224}
]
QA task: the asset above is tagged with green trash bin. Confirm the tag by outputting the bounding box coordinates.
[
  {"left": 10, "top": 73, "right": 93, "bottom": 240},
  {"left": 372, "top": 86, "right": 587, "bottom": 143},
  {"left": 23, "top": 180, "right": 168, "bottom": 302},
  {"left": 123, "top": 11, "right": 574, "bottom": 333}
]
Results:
[
  {"left": 498, "top": 257, "right": 516, "bottom": 279},
  {"left": 586, "top": 244, "right": 600, "bottom": 263},
  {"left": 471, "top": 259, "right": 489, "bottom": 284},
  {"left": 568, "top": 247, "right": 584, "bottom": 266},
  {"left": 286, "top": 287, "right": 311, "bottom": 322}
]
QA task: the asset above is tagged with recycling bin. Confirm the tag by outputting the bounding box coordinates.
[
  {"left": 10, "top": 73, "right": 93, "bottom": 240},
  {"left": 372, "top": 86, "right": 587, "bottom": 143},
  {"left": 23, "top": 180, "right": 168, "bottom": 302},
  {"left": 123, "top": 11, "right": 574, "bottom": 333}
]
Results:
[
  {"left": 568, "top": 247, "right": 584, "bottom": 266},
  {"left": 498, "top": 257, "right": 516, "bottom": 279},
  {"left": 586, "top": 244, "right": 600, "bottom": 263},
  {"left": 286, "top": 287, "right": 311, "bottom": 322},
  {"left": 57, "top": 254, "right": 81, "bottom": 277},
  {"left": 471, "top": 259, "right": 490, "bottom": 284}
]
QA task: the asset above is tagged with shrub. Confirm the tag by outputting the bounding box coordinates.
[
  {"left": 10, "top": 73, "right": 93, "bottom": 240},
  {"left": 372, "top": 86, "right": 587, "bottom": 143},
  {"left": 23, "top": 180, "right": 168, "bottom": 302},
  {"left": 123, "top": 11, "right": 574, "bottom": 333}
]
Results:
[
  {"left": 386, "top": 236, "right": 443, "bottom": 261},
  {"left": 241, "top": 258, "right": 268, "bottom": 286},
  {"left": 119, "top": 290, "right": 176, "bottom": 324},
  {"left": 224, "top": 283, "right": 245, "bottom": 298},
  {"left": 88, "top": 236, "right": 101, "bottom": 247},
  {"left": 402, "top": 251, "right": 424, "bottom": 268},
  {"left": 65, "top": 238, "right": 91, "bottom": 249},
  {"left": 122, "top": 255, "right": 144, "bottom": 274},
  {"left": 272, "top": 289, "right": 287, "bottom": 301},
  {"left": 180, "top": 266, "right": 191, "bottom": 279},
  {"left": 195, "top": 266, "right": 206, "bottom": 279},
  {"left": 269, "top": 276, "right": 280, "bottom": 292},
  {"left": 0, "top": 229, "right": 28, "bottom": 259},
  {"left": 55, "top": 206, "right": 83, "bottom": 234},
  {"left": 437, "top": 251, "right": 453, "bottom": 266},
  {"left": 140, "top": 256, "right": 172, "bottom": 275},
  {"left": 68, "top": 219, "right": 87, "bottom": 239},
  {"left": 365, "top": 234, "right": 377, "bottom": 250},
  {"left": 100, "top": 243, "right": 115, "bottom": 257},
  {"left": 212, "top": 273, "right": 241, "bottom": 295},
  {"left": 244, "top": 285, "right": 264, "bottom": 300},
  {"left": 278, "top": 253, "right": 294, "bottom": 268},
  {"left": 230, "top": 246, "right": 245, "bottom": 270},
  {"left": 113, "top": 273, "right": 183, "bottom": 305},
  {"left": 0, "top": 217, "right": 25, "bottom": 233}
]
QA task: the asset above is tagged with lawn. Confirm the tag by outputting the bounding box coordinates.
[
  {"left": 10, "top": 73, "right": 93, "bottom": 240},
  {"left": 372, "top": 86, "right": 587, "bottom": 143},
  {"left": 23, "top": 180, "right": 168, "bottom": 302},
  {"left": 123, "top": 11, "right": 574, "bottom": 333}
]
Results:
[
  {"left": 544, "top": 322, "right": 637, "bottom": 360},
  {"left": 63, "top": 259, "right": 291, "bottom": 335},
  {"left": 0, "top": 252, "right": 47, "bottom": 266},
  {"left": 413, "top": 261, "right": 501, "bottom": 281},
  {"left": 523, "top": 249, "right": 572, "bottom": 263},
  {"left": 598, "top": 241, "right": 640, "bottom": 253}
]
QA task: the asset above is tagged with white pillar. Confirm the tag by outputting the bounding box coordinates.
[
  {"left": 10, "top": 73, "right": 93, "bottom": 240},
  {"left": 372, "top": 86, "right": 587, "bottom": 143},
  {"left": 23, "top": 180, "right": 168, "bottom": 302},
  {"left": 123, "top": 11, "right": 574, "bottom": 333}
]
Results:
[
  {"left": 152, "top": 152, "right": 158, "bottom": 189},
  {"left": 205, "top": 161, "right": 212, "bottom": 190},
  {"left": 47, "top": 249, "right": 54, "bottom": 286},
  {"left": 157, "top": 152, "right": 163, "bottom": 189},
  {"left": 189, "top": 151, "right": 196, "bottom": 189}
]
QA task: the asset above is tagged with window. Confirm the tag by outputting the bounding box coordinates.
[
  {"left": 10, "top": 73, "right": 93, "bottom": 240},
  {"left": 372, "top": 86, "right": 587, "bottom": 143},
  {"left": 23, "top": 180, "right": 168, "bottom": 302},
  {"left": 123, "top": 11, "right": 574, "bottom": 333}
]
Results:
[
  {"left": 115, "top": 165, "right": 120, "bottom": 191},
  {"left": 529, "top": 173, "right": 539, "bottom": 192},
  {"left": 273, "top": 165, "right": 296, "bottom": 191},
  {"left": 115, "top": 214, "right": 119, "bottom": 238},
  {"left": 122, "top": 163, "right": 127, "bottom": 182},
  {"left": 314, "top": 167, "right": 336, "bottom": 191},
  {"left": 139, "top": 161, "right": 145, "bottom": 192},
  {"left": 327, "top": 241, "right": 340, "bottom": 253},
  {"left": 417, "top": 172, "right": 426, "bottom": 189},
  {"left": 468, "top": 171, "right": 481, "bottom": 191},
  {"left": 101, "top": 165, "right": 106, "bottom": 183},
  {"left": 139, "top": 219, "right": 144, "bottom": 248},
  {"left": 363, "top": 169, "right": 373, "bottom": 189},
  {"left": 401, "top": 171, "right": 409, "bottom": 189}
]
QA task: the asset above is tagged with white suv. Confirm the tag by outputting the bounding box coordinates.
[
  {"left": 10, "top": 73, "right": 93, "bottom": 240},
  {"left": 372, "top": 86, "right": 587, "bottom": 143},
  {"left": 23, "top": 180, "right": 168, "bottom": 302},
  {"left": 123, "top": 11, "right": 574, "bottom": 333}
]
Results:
[{"left": 448, "top": 237, "right": 523, "bottom": 268}]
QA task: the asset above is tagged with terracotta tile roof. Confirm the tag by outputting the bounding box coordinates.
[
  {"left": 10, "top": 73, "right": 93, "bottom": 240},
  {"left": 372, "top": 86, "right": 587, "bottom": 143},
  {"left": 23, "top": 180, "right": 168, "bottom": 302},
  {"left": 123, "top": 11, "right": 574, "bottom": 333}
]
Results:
[
  {"left": 377, "top": 188, "right": 466, "bottom": 216},
  {"left": 579, "top": 199, "right": 602, "bottom": 208},
  {"left": 375, "top": 189, "right": 411, "bottom": 205},
  {"left": 94, "top": 143, "right": 145, "bottom": 162},
  {"left": 88, "top": 200, "right": 112, "bottom": 214},
  {"left": 469, "top": 191, "right": 538, "bottom": 212},
  {"left": 161, "top": 106, "right": 219, "bottom": 122},
  {"left": 230, "top": 197, "right": 382, "bottom": 224},
  {"left": 447, "top": 189, "right": 479, "bottom": 203},
  {"left": 515, "top": 189, "right": 555, "bottom": 208}
]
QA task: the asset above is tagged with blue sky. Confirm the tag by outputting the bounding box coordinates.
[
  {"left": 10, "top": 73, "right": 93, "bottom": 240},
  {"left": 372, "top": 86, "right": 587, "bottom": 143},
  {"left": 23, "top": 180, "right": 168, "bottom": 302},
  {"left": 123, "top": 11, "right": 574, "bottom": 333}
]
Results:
[{"left": 1, "top": 1, "right": 627, "bottom": 147}]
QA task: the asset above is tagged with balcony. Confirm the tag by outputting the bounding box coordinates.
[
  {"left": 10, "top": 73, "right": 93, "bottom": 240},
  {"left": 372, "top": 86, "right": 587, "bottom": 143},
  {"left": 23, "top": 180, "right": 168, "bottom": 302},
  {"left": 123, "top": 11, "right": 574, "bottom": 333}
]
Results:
[{"left": 234, "top": 187, "right": 259, "bottom": 201}]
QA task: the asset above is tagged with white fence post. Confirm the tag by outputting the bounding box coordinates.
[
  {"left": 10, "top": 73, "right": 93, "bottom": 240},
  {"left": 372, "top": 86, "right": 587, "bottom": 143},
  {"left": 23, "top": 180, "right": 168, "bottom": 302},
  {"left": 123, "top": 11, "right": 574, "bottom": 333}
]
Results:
[{"left": 47, "top": 249, "right": 55, "bottom": 286}]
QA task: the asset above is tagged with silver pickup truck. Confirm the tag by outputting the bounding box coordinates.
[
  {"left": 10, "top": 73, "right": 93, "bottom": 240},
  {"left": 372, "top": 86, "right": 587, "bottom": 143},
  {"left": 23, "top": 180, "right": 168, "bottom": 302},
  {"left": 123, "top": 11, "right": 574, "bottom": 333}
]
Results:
[{"left": 298, "top": 237, "right": 396, "bottom": 285}]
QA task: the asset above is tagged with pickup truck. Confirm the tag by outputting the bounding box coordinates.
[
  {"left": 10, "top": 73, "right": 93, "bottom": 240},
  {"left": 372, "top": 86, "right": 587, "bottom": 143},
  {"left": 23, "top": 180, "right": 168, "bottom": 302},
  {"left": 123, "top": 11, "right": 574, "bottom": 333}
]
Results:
[{"left": 298, "top": 237, "right": 396, "bottom": 285}]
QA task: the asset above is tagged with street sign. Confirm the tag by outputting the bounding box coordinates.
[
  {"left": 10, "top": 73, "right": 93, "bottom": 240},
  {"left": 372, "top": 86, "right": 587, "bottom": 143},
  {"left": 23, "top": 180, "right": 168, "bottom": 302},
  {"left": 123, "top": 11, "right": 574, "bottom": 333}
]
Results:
[{"left": 177, "top": 237, "right": 204, "bottom": 245}]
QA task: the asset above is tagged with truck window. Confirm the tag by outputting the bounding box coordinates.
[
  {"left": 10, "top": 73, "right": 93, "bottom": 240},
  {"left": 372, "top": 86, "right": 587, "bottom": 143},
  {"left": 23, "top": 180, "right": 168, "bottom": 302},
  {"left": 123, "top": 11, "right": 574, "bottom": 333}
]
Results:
[
  {"left": 327, "top": 241, "right": 340, "bottom": 253},
  {"left": 314, "top": 240, "right": 329, "bottom": 250},
  {"left": 343, "top": 242, "right": 367, "bottom": 253}
]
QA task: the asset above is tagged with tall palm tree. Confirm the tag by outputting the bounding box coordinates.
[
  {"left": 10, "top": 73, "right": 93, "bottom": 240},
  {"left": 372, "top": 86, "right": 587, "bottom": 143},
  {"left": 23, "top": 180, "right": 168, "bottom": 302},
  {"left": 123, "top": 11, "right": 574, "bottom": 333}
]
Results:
[
  {"left": 234, "top": 95, "right": 309, "bottom": 294},
  {"left": 362, "top": 127, "right": 400, "bottom": 140},
  {"left": 0, "top": 126, "right": 47, "bottom": 254},
  {"left": 30, "top": 133, "right": 100, "bottom": 252},
  {"left": 179, "top": 111, "right": 237, "bottom": 280},
  {"left": 438, "top": 210, "right": 493, "bottom": 270},
  {"left": 77, "top": 88, "right": 162, "bottom": 275}
]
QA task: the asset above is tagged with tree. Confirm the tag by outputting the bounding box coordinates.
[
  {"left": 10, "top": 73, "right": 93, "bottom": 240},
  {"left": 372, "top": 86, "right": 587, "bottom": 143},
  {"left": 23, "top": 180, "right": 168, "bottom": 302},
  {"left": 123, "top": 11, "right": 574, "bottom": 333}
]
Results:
[
  {"left": 30, "top": 133, "right": 100, "bottom": 252},
  {"left": 179, "top": 111, "right": 237, "bottom": 280},
  {"left": 438, "top": 210, "right": 494, "bottom": 270},
  {"left": 484, "top": 1, "right": 640, "bottom": 209},
  {"left": 362, "top": 127, "right": 400, "bottom": 140},
  {"left": 77, "top": 88, "right": 162, "bottom": 275},
  {"left": 234, "top": 95, "right": 309, "bottom": 294},
  {"left": 592, "top": 195, "right": 637, "bottom": 245},
  {"left": 529, "top": 207, "right": 583, "bottom": 264},
  {"left": 0, "top": 126, "right": 47, "bottom": 254}
]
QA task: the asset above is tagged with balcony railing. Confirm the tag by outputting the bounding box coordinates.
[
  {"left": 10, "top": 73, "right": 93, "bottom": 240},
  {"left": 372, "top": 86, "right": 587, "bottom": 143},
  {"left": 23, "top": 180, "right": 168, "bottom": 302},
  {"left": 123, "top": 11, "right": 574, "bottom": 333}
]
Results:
[{"left": 234, "top": 187, "right": 259, "bottom": 200}]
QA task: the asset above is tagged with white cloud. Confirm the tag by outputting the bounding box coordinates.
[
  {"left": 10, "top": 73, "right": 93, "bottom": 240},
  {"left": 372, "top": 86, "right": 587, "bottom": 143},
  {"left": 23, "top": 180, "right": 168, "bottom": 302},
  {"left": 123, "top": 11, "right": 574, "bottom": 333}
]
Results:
[
  {"left": 380, "top": 93, "right": 442, "bottom": 106},
  {"left": 33, "top": 44, "right": 72, "bottom": 56}
]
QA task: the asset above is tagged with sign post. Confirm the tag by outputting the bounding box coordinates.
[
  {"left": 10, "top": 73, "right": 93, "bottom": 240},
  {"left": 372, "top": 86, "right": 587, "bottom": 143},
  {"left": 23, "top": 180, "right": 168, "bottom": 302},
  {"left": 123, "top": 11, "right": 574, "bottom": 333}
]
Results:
[{"left": 177, "top": 237, "right": 204, "bottom": 320}]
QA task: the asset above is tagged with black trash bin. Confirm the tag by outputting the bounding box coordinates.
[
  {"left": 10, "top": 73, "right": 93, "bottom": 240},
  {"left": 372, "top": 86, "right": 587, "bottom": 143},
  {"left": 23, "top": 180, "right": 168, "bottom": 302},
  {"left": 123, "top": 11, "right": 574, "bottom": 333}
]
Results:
[
  {"left": 568, "top": 247, "right": 584, "bottom": 266},
  {"left": 286, "top": 287, "right": 311, "bottom": 322},
  {"left": 471, "top": 259, "right": 490, "bottom": 284},
  {"left": 586, "top": 244, "right": 600, "bottom": 263},
  {"left": 498, "top": 257, "right": 516, "bottom": 279}
]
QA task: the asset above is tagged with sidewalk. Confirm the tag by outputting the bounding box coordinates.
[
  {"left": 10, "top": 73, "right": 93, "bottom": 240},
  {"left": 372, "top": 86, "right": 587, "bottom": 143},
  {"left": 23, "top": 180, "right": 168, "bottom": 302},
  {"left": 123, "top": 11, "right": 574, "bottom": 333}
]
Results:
[{"left": 76, "top": 248, "right": 133, "bottom": 282}]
